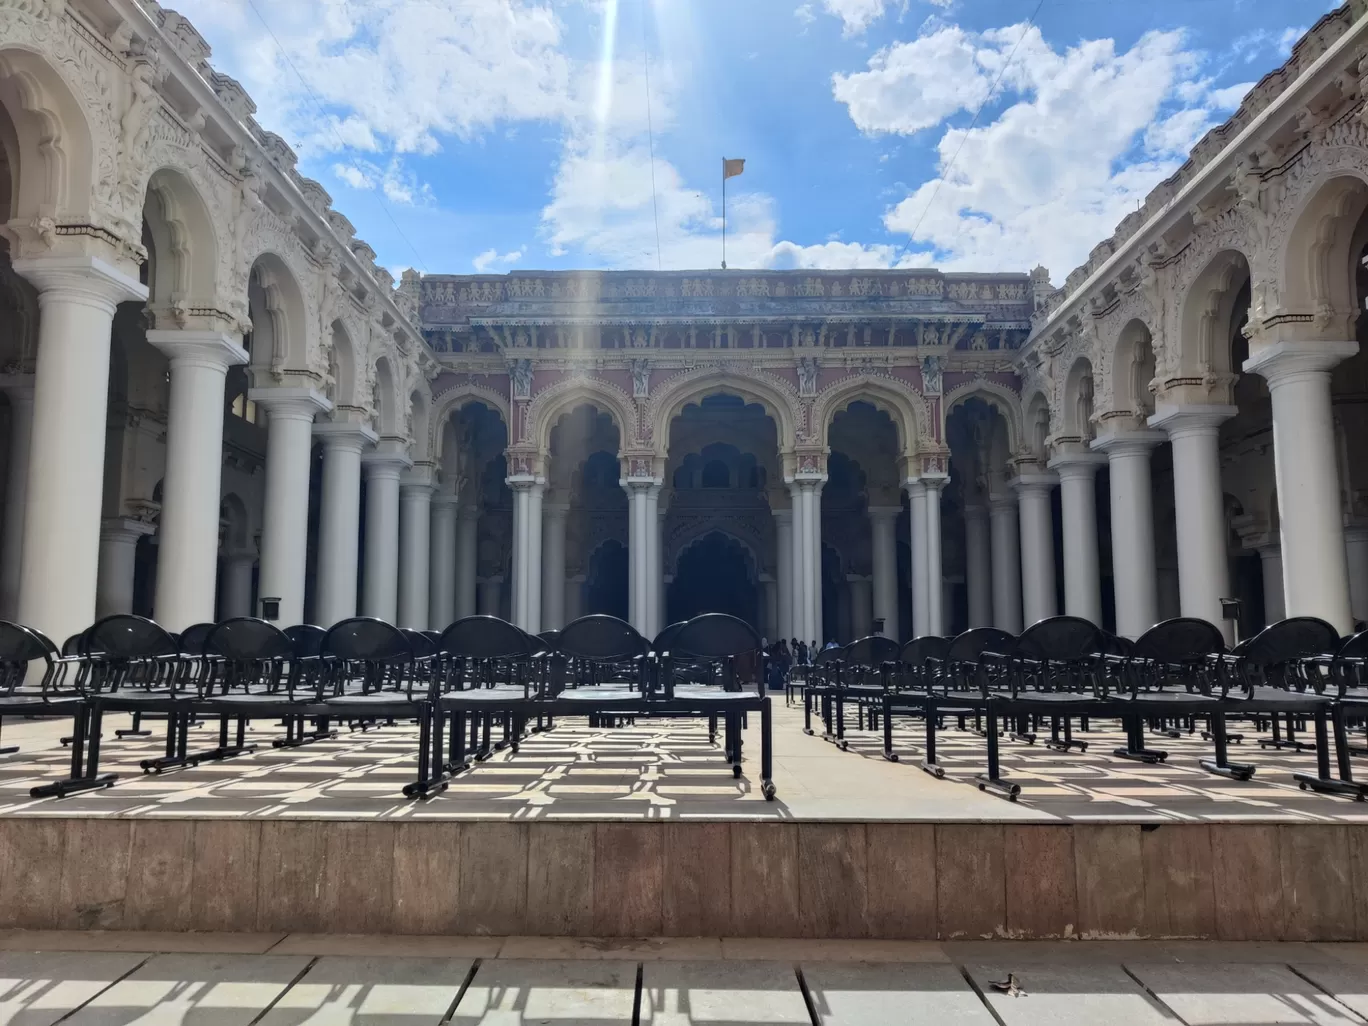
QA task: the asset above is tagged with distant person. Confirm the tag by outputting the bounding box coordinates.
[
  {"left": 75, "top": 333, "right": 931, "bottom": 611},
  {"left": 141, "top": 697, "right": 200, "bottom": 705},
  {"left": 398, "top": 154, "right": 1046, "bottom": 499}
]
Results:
[
  {"left": 796, "top": 639, "right": 809, "bottom": 665},
  {"left": 823, "top": 639, "right": 840, "bottom": 651}
]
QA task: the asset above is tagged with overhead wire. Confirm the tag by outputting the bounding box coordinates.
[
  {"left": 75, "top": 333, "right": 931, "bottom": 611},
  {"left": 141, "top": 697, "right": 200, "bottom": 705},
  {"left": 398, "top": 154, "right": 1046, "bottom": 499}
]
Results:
[
  {"left": 643, "top": 9, "right": 664, "bottom": 271},
  {"left": 244, "top": 0, "right": 430, "bottom": 273}
]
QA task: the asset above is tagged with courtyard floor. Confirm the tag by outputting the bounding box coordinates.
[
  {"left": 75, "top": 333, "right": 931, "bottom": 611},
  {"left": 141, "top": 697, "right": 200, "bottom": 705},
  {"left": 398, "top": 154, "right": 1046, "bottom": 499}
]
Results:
[
  {"left": 6, "top": 933, "right": 1368, "bottom": 1023},
  {"left": 0, "top": 700, "right": 1366, "bottom": 821}
]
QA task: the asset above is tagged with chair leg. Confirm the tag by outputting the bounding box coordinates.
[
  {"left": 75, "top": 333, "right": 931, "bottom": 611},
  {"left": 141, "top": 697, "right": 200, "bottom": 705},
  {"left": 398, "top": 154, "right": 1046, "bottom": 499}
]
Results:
[
  {"left": 1200, "top": 710, "right": 1255, "bottom": 781},
  {"left": 883, "top": 693, "right": 898, "bottom": 763},
  {"left": 731, "top": 711, "right": 744, "bottom": 779},
  {"left": 1294, "top": 706, "right": 1367, "bottom": 798},
  {"left": 802, "top": 690, "right": 814, "bottom": 735},
  {"left": 31, "top": 703, "right": 119, "bottom": 799},
  {"left": 759, "top": 697, "right": 776, "bottom": 799},
  {"left": 976, "top": 704, "right": 1020, "bottom": 800},
  {"left": 920, "top": 697, "right": 943, "bottom": 779},
  {"left": 115, "top": 710, "right": 150, "bottom": 738},
  {"left": 1113, "top": 714, "right": 1168, "bottom": 763}
]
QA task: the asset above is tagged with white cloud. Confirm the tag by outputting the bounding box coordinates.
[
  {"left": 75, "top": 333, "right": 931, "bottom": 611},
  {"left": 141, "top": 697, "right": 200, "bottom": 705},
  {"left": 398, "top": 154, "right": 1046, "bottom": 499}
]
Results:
[
  {"left": 795, "top": 4, "right": 817, "bottom": 27},
  {"left": 1206, "top": 81, "right": 1254, "bottom": 110},
  {"left": 1278, "top": 26, "right": 1306, "bottom": 54},
  {"left": 472, "top": 247, "right": 525, "bottom": 273},
  {"left": 822, "top": 0, "right": 891, "bottom": 36},
  {"left": 330, "top": 158, "right": 433, "bottom": 205},
  {"left": 867, "top": 25, "right": 1234, "bottom": 274}
]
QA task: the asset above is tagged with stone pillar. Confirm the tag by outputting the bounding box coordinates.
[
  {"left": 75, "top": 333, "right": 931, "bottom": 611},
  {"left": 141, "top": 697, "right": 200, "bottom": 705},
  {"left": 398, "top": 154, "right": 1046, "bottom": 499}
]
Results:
[
  {"left": 989, "top": 493, "right": 1022, "bottom": 633},
  {"left": 220, "top": 548, "right": 256, "bottom": 621},
  {"left": 362, "top": 447, "right": 408, "bottom": 623},
  {"left": 96, "top": 518, "right": 155, "bottom": 621},
  {"left": 1094, "top": 432, "right": 1164, "bottom": 639},
  {"left": 905, "top": 480, "right": 929, "bottom": 637},
  {"left": 478, "top": 576, "right": 503, "bottom": 616},
  {"left": 653, "top": 506, "right": 666, "bottom": 639},
  {"left": 848, "top": 574, "right": 873, "bottom": 639},
  {"left": 1246, "top": 341, "right": 1357, "bottom": 635},
  {"left": 455, "top": 507, "right": 479, "bottom": 619},
  {"left": 624, "top": 478, "right": 660, "bottom": 636},
  {"left": 923, "top": 479, "right": 947, "bottom": 636},
  {"left": 565, "top": 574, "right": 585, "bottom": 623},
  {"left": 964, "top": 504, "right": 992, "bottom": 629},
  {"left": 313, "top": 422, "right": 375, "bottom": 626},
  {"left": 0, "top": 375, "right": 34, "bottom": 622},
  {"left": 1049, "top": 452, "right": 1105, "bottom": 626},
  {"left": 429, "top": 494, "right": 459, "bottom": 631},
  {"left": 1149, "top": 405, "right": 1237, "bottom": 639},
  {"left": 146, "top": 331, "right": 248, "bottom": 632},
  {"left": 1013, "top": 472, "right": 1058, "bottom": 627},
  {"left": 542, "top": 502, "right": 568, "bottom": 631},
  {"left": 398, "top": 470, "right": 433, "bottom": 629},
  {"left": 1260, "top": 545, "right": 1286, "bottom": 624},
  {"left": 774, "top": 509, "right": 793, "bottom": 641},
  {"left": 868, "top": 505, "right": 900, "bottom": 642},
  {"left": 789, "top": 479, "right": 824, "bottom": 646},
  {"left": 1344, "top": 524, "right": 1368, "bottom": 627},
  {"left": 252, "top": 389, "right": 331, "bottom": 626},
  {"left": 14, "top": 255, "right": 146, "bottom": 645},
  {"left": 510, "top": 477, "right": 544, "bottom": 633}
]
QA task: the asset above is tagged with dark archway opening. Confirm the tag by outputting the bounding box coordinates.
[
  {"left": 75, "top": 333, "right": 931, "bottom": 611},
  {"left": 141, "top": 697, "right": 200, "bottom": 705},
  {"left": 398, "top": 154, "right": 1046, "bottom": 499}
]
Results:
[
  {"left": 586, "top": 540, "right": 629, "bottom": 620},
  {"left": 669, "top": 532, "right": 758, "bottom": 626}
]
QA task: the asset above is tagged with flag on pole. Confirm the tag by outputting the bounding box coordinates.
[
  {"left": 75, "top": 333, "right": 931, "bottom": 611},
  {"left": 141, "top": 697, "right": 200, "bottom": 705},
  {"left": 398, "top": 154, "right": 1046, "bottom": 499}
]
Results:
[{"left": 723, "top": 158, "right": 746, "bottom": 180}]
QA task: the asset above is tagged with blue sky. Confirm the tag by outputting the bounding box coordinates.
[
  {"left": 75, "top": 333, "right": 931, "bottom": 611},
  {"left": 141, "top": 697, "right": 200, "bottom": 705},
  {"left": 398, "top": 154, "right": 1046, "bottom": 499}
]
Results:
[{"left": 174, "top": 0, "right": 1329, "bottom": 283}]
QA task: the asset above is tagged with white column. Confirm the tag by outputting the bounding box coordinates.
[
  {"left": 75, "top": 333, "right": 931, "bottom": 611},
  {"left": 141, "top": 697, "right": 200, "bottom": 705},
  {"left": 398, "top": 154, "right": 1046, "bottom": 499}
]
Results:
[
  {"left": 791, "top": 479, "right": 824, "bottom": 646},
  {"left": 252, "top": 388, "right": 330, "bottom": 626},
  {"left": 645, "top": 487, "right": 662, "bottom": 638},
  {"left": 429, "top": 494, "right": 459, "bottom": 630},
  {"left": 1149, "top": 405, "right": 1237, "bottom": 639},
  {"left": 398, "top": 471, "right": 433, "bottom": 629},
  {"left": 0, "top": 375, "right": 34, "bottom": 622},
  {"left": 146, "top": 331, "right": 248, "bottom": 632},
  {"left": 989, "top": 493, "right": 1022, "bottom": 633},
  {"left": 313, "top": 422, "right": 375, "bottom": 625},
  {"left": 456, "top": 507, "right": 479, "bottom": 619},
  {"left": 1245, "top": 341, "right": 1357, "bottom": 635},
  {"left": 1094, "top": 432, "right": 1163, "bottom": 639},
  {"left": 565, "top": 574, "right": 585, "bottom": 623},
  {"left": 96, "top": 518, "right": 155, "bottom": 621},
  {"left": 774, "top": 509, "right": 794, "bottom": 641},
  {"left": 964, "top": 504, "right": 992, "bottom": 629},
  {"left": 1344, "top": 525, "right": 1368, "bottom": 626},
  {"left": 1014, "top": 472, "right": 1058, "bottom": 627},
  {"left": 542, "top": 502, "right": 568, "bottom": 631},
  {"left": 905, "top": 480, "right": 929, "bottom": 638},
  {"left": 1259, "top": 545, "right": 1286, "bottom": 624},
  {"left": 1049, "top": 452, "right": 1105, "bottom": 626},
  {"left": 14, "top": 256, "right": 146, "bottom": 645},
  {"left": 653, "top": 504, "right": 666, "bottom": 639},
  {"left": 220, "top": 549, "right": 256, "bottom": 620},
  {"left": 624, "top": 479, "right": 658, "bottom": 635},
  {"left": 478, "top": 576, "right": 503, "bottom": 616},
  {"left": 868, "top": 505, "right": 900, "bottom": 642},
  {"left": 923, "top": 479, "right": 946, "bottom": 636},
  {"left": 848, "top": 575, "right": 873, "bottom": 638},
  {"left": 509, "top": 477, "right": 544, "bottom": 633},
  {"left": 362, "top": 450, "right": 407, "bottom": 622}
]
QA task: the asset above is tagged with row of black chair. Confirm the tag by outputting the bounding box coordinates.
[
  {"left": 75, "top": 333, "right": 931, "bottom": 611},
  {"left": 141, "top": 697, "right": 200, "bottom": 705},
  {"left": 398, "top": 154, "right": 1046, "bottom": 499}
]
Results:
[
  {"left": 801, "top": 615, "right": 1368, "bottom": 802},
  {"left": 0, "top": 611, "right": 776, "bottom": 801}
]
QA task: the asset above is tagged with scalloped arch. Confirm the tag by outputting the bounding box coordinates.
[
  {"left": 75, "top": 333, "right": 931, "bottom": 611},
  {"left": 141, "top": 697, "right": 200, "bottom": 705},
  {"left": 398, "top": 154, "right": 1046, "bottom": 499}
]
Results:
[
  {"left": 528, "top": 376, "right": 634, "bottom": 454},
  {"left": 943, "top": 379, "right": 1024, "bottom": 455},
  {"left": 427, "top": 382, "right": 512, "bottom": 464},
  {"left": 649, "top": 367, "right": 797, "bottom": 457},
  {"left": 814, "top": 374, "right": 928, "bottom": 458}
]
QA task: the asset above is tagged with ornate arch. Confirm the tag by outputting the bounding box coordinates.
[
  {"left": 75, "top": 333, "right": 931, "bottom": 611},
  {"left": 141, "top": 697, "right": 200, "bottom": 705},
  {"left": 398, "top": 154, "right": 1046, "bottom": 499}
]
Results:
[
  {"left": 648, "top": 366, "right": 798, "bottom": 457},
  {"left": 239, "top": 210, "right": 322, "bottom": 376},
  {"left": 943, "top": 378, "right": 1024, "bottom": 455},
  {"left": 370, "top": 354, "right": 405, "bottom": 438},
  {"left": 527, "top": 376, "right": 634, "bottom": 454},
  {"left": 142, "top": 165, "right": 221, "bottom": 326},
  {"left": 666, "top": 522, "right": 764, "bottom": 577},
  {"left": 812, "top": 373, "right": 928, "bottom": 458},
  {"left": 1274, "top": 163, "right": 1368, "bottom": 342},
  {"left": 426, "top": 381, "right": 512, "bottom": 464}
]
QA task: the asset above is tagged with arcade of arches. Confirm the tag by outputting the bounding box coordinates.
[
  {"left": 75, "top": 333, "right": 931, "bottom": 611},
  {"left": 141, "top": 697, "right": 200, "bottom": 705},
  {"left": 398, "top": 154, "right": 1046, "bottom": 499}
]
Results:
[{"left": 1, "top": 1, "right": 1368, "bottom": 652}]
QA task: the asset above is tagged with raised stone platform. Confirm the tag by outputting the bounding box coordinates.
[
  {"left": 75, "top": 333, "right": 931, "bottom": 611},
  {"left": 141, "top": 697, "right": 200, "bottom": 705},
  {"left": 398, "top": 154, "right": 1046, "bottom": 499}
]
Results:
[{"left": 1, "top": 704, "right": 1366, "bottom": 940}]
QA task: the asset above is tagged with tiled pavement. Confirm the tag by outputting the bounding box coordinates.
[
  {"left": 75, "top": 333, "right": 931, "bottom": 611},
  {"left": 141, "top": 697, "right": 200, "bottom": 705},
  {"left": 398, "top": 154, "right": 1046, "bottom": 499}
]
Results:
[
  {"left": 1, "top": 700, "right": 1367, "bottom": 821},
  {"left": 8, "top": 934, "right": 1368, "bottom": 1023}
]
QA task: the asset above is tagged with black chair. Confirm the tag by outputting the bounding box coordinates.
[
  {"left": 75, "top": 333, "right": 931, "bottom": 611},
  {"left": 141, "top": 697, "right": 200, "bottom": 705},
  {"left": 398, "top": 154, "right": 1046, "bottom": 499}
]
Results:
[
  {"left": 273, "top": 623, "right": 335, "bottom": 748},
  {"left": 438, "top": 615, "right": 538, "bottom": 770},
  {"left": 821, "top": 635, "right": 900, "bottom": 748},
  {"left": 909, "top": 631, "right": 1000, "bottom": 774},
  {"left": 661, "top": 613, "right": 775, "bottom": 799},
  {"left": 321, "top": 618, "right": 446, "bottom": 798},
  {"left": 0, "top": 621, "right": 91, "bottom": 777},
  {"left": 552, "top": 615, "right": 650, "bottom": 727},
  {"left": 1315, "top": 629, "right": 1368, "bottom": 797}
]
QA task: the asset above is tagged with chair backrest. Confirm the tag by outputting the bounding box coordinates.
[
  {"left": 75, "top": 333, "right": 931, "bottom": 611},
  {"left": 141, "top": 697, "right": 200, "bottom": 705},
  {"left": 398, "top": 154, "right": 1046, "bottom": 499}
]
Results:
[
  {"left": 946, "top": 628, "right": 1015, "bottom": 663},
  {"left": 845, "top": 635, "right": 901, "bottom": 668},
  {"left": 0, "top": 622, "right": 57, "bottom": 693},
  {"left": 205, "top": 618, "right": 294, "bottom": 662},
  {"left": 1133, "top": 617, "right": 1226, "bottom": 663},
  {"left": 61, "top": 632, "right": 84, "bottom": 657},
  {"left": 322, "top": 618, "right": 413, "bottom": 662},
  {"left": 1242, "top": 616, "right": 1339, "bottom": 667},
  {"left": 401, "top": 628, "right": 437, "bottom": 658},
  {"left": 537, "top": 629, "right": 561, "bottom": 652},
  {"left": 83, "top": 614, "right": 177, "bottom": 659},
  {"left": 1014, "top": 616, "right": 1100, "bottom": 662},
  {"left": 672, "top": 614, "right": 761, "bottom": 660},
  {"left": 651, "top": 621, "right": 688, "bottom": 656},
  {"left": 422, "top": 630, "right": 443, "bottom": 646},
  {"left": 284, "top": 624, "right": 327, "bottom": 658},
  {"left": 439, "top": 616, "right": 534, "bottom": 660},
  {"left": 813, "top": 645, "right": 844, "bottom": 666},
  {"left": 557, "top": 615, "right": 648, "bottom": 662},
  {"left": 178, "top": 621, "right": 216, "bottom": 656},
  {"left": 900, "top": 635, "right": 950, "bottom": 667}
]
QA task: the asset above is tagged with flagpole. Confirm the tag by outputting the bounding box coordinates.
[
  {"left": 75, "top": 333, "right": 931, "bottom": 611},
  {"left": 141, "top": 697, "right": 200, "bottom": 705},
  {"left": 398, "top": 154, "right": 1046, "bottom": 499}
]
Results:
[{"left": 722, "top": 159, "right": 727, "bottom": 270}]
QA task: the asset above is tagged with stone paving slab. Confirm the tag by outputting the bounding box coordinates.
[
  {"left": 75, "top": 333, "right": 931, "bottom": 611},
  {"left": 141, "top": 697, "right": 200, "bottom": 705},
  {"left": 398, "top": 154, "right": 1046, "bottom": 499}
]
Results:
[
  {"left": 450, "top": 958, "right": 638, "bottom": 1025},
  {"left": 62, "top": 952, "right": 310, "bottom": 1026},
  {"left": 1294, "top": 964, "right": 1368, "bottom": 1017},
  {"left": 638, "top": 960, "right": 811, "bottom": 1024},
  {"left": 257, "top": 955, "right": 473, "bottom": 1026},
  {"left": 1126, "top": 962, "right": 1365, "bottom": 1024},
  {"left": 801, "top": 962, "right": 997, "bottom": 1025},
  {"left": 0, "top": 951, "right": 147, "bottom": 1026},
  {"left": 963, "top": 963, "right": 1182, "bottom": 1025}
]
